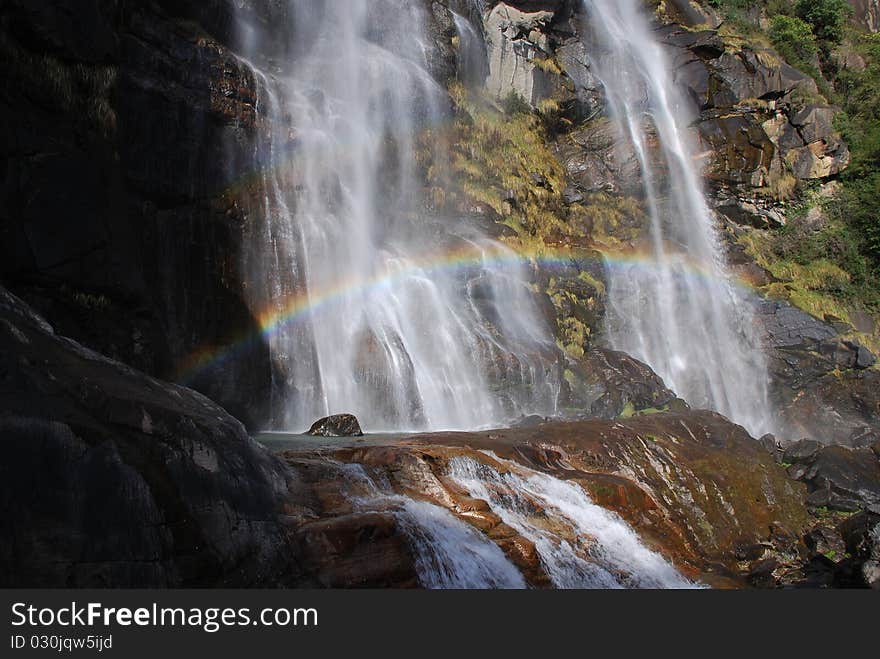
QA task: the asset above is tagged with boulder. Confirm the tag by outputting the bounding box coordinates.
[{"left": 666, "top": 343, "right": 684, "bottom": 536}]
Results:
[
  {"left": 838, "top": 511, "right": 880, "bottom": 588},
  {"left": 803, "top": 526, "right": 847, "bottom": 563},
  {"left": 308, "top": 414, "right": 365, "bottom": 438},
  {"left": 784, "top": 439, "right": 823, "bottom": 466},
  {"left": 0, "top": 287, "right": 301, "bottom": 587}
]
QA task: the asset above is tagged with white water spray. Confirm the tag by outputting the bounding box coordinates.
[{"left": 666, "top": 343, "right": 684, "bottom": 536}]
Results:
[
  {"left": 334, "top": 462, "right": 526, "bottom": 589},
  {"left": 236, "top": 0, "right": 560, "bottom": 432},
  {"left": 582, "top": 0, "right": 774, "bottom": 437},
  {"left": 447, "top": 454, "right": 698, "bottom": 588}
]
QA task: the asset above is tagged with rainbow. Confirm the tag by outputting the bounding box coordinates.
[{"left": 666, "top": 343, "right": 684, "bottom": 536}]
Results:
[{"left": 175, "top": 243, "right": 761, "bottom": 383}]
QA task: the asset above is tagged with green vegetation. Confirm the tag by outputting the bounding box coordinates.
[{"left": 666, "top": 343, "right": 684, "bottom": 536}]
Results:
[
  {"left": 835, "top": 33, "right": 880, "bottom": 278},
  {"left": 769, "top": 15, "right": 822, "bottom": 83},
  {"left": 710, "top": 0, "right": 851, "bottom": 43},
  {"left": 423, "top": 83, "right": 569, "bottom": 246},
  {"left": 619, "top": 402, "right": 636, "bottom": 420},
  {"left": 794, "top": 0, "right": 852, "bottom": 44},
  {"left": 712, "top": 1, "right": 879, "bottom": 329}
]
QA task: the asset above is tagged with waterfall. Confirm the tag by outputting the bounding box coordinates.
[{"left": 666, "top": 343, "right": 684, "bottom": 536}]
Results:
[
  {"left": 581, "top": 0, "right": 775, "bottom": 437},
  {"left": 447, "top": 454, "right": 698, "bottom": 588},
  {"left": 236, "top": 1, "right": 560, "bottom": 432},
  {"left": 452, "top": 10, "right": 489, "bottom": 87}
]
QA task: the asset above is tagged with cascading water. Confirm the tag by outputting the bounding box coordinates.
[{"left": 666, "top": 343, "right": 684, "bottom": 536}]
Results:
[
  {"left": 451, "top": 9, "right": 489, "bottom": 87},
  {"left": 447, "top": 454, "right": 697, "bottom": 589},
  {"left": 331, "top": 457, "right": 695, "bottom": 589},
  {"left": 236, "top": 1, "right": 560, "bottom": 431},
  {"left": 581, "top": 0, "right": 775, "bottom": 437},
  {"left": 332, "top": 462, "right": 526, "bottom": 589}
]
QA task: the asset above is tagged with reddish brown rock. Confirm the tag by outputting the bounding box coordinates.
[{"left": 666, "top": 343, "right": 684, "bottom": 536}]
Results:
[{"left": 283, "top": 411, "right": 813, "bottom": 587}]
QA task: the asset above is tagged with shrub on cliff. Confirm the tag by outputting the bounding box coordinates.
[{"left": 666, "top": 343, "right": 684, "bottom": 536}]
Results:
[
  {"left": 794, "top": 0, "right": 852, "bottom": 45},
  {"left": 769, "top": 15, "right": 819, "bottom": 68}
]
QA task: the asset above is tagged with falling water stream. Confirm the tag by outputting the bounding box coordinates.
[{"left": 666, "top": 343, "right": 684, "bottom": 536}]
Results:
[
  {"left": 330, "top": 458, "right": 695, "bottom": 589},
  {"left": 447, "top": 454, "right": 697, "bottom": 588},
  {"left": 333, "top": 461, "right": 527, "bottom": 589},
  {"left": 236, "top": 0, "right": 560, "bottom": 432},
  {"left": 582, "top": 0, "right": 775, "bottom": 437}
]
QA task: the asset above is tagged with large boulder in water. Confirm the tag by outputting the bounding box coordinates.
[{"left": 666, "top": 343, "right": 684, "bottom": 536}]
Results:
[{"left": 308, "top": 414, "right": 364, "bottom": 437}]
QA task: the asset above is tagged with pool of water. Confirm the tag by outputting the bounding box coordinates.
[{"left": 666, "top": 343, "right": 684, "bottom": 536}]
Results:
[{"left": 256, "top": 432, "right": 419, "bottom": 453}]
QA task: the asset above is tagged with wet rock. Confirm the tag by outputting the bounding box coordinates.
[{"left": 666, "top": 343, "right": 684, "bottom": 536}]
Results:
[
  {"left": 308, "top": 414, "right": 365, "bottom": 438},
  {"left": 803, "top": 526, "right": 847, "bottom": 563},
  {"left": 784, "top": 439, "right": 823, "bottom": 466},
  {"left": 560, "top": 117, "right": 642, "bottom": 195},
  {"left": 714, "top": 197, "right": 786, "bottom": 229},
  {"left": 296, "top": 512, "right": 418, "bottom": 588},
  {"left": 759, "top": 433, "right": 788, "bottom": 463},
  {"left": 556, "top": 39, "right": 603, "bottom": 116},
  {"left": 854, "top": 344, "right": 878, "bottom": 369},
  {"left": 759, "top": 300, "right": 839, "bottom": 349},
  {"left": 754, "top": 300, "right": 880, "bottom": 446},
  {"left": 512, "top": 414, "right": 549, "bottom": 428},
  {"left": 566, "top": 349, "right": 681, "bottom": 419},
  {"left": 292, "top": 410, "right": 811, "bottom": 585},
  {"left": 747, "top": 558, "right": 781, "bottom": 588}
]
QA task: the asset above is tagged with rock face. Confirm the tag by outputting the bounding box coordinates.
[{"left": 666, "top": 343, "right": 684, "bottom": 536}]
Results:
[
  {"left": 565, "top": 349, "right": 683, "bottom": 419},
  {"left": 784, "top": 440, "right": 880, "bottom": 513},
  {"left": 2, "top": 285, "right": 873, "bottom": 588},
  {"left": 756, "top": 300, "right": 880, "bottom": 446},
  {"left": 0, "top": 0, "right": 280, "bottom": 428},
  {"left": 484, "top": 3, "right": 558, "bottom": 105},
  {"left": 486, "top": 2, "right": 851, "bottom": 223},
  {"left": 0, "top": 287, "right": 301, "bottom": 587},
  {"left": 0, "top": 0, "right": 495, "bottom": 430},
  {"left": 850, "top": 0, "right": 880, "bottom": 33},
  {"left": 307, "top": 414, "right": 365, "bottom": 438},
  {"left": 663, "top": 27, "right": 850, "bottom": 189}
]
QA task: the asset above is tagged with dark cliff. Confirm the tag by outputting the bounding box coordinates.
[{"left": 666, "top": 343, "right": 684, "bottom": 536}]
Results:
[{"left": 0, "top": 0, "right": 278, "bottom": 427}]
